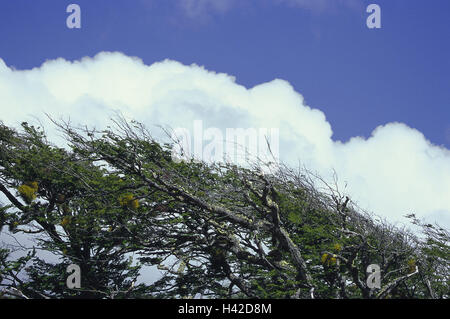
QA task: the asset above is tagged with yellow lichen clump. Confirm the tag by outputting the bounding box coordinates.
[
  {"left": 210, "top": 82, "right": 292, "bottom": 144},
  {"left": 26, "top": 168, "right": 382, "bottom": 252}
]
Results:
[
  {"left": 321, "top": 253, "right": 338, "bottom": 267},
  {"left": 17, "top": 181, "right": 38, "bottom": 203},
  {"left": 60, "top": 216, "right": 71, "bottom": 227},
  {"left": 118, "top": 193, "right": 139, "bottom": 210},
  {"left": 28, "top": 181, "right": 38, "bottom": 190},
  {"left": 130, "top": 199, "right": 139, "bottom": 209},
  {"left": 407, "top": 259, "right": 416, "bottom": 273}
]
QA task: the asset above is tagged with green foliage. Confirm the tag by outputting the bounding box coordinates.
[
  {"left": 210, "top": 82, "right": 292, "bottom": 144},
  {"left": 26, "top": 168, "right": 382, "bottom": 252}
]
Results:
[{"left": 0, "top": 120, "right": 448, "bottom": 299}]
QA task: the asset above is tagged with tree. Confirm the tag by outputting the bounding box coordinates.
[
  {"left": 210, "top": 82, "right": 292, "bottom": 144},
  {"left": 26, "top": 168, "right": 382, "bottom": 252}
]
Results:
[
  {"left": 0, "top": 122, "right": 148, "bottom": 298},
  {"left": 0, "top": 118, "right": 448, "bottom": 299}
]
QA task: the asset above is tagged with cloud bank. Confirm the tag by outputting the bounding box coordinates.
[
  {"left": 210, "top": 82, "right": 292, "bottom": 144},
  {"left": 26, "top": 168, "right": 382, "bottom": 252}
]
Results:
[{"left": 0, "top": 52, "right": 449, "bottom": 228}]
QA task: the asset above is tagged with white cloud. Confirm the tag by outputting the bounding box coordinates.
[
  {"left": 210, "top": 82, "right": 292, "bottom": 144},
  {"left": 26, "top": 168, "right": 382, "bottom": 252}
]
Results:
[{"left": 0, "top": 52, "right": 449, "bottom": 228}]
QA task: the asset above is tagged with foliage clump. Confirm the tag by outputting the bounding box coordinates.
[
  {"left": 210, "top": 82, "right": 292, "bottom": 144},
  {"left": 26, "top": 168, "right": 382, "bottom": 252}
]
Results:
[
  {"left": 321, "top": 253, "right": 338, "bottom": 267},
  {"left": 118, "top": 193, "right": 139, "bottom": 210},
  {"left": 17, "top": 181, "right": 38, "bottom": 203},
  {"left": 60, "top": 216, "right": 71, "bottom": 227}
]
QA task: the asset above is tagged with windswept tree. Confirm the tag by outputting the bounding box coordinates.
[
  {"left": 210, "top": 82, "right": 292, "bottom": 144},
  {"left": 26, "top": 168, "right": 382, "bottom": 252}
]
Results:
[
  {"left": 0, "top": 122, "right": 148, "bottom": 298},
  {"left": 0, "top": 119, "right": 448, "bottom": 299}
]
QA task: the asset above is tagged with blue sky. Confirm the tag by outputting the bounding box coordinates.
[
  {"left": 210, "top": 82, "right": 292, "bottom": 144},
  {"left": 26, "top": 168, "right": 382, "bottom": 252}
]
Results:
[
  {"left": 0, "top": 0, "right": 449, "bottom": 147},
  {"left": 0, "top": 0, "right": 449, "bottom": 227}
]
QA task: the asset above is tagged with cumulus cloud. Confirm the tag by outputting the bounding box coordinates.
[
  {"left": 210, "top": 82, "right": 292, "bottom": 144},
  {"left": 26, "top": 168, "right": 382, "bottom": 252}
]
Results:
[{"left": 0, "top": 52, "right": 449, "bottom": 229}]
